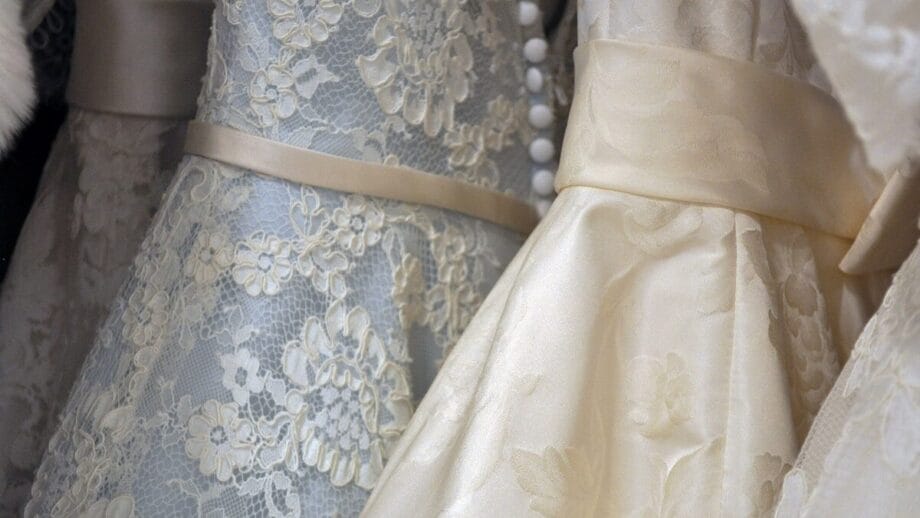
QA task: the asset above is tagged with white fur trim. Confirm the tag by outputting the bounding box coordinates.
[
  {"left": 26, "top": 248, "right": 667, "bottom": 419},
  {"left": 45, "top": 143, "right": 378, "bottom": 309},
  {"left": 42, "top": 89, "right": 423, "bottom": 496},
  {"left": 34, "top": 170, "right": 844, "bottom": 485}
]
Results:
[{"left": 0, "top": 0, "right": 35, "bottom": 156}]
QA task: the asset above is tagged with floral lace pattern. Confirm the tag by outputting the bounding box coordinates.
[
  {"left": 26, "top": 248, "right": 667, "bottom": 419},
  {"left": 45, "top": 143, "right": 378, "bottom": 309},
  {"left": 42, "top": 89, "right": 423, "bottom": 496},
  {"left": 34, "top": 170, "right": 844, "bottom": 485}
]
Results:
[
  {"left": 776, "top": 243, "right": 920, "bottom": 517},
  {"left": 25, "top": 0, "right": 536, "bottom": 516},
  {"left": 0, "top": 110, "right": 182, "bottom": 516}
]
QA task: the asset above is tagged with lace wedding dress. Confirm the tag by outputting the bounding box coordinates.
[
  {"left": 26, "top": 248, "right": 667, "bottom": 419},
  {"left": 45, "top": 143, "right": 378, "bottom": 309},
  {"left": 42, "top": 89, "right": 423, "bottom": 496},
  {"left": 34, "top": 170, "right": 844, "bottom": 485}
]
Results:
[
  {"left": 25, "top": 0, "right": 552, "bottom": 516},
  {"left": 362, "top": 2, "right": 895, "bottom": 516},
  {"left": 774, "top": 1, "right": 920, "bottom": 516},
  {"left": 0, "top": 0, "right": 208, "bottom": 511}
]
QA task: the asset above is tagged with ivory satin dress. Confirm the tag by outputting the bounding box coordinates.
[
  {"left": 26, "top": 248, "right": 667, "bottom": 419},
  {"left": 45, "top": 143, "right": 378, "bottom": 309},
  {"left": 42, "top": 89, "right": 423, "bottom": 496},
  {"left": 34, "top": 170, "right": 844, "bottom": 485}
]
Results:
[
  {"left": 23, "top": 0, "right": 559, "bottom": 516},
  {"left": 362, "top": 1, "right": 894, "bottom": 516}
]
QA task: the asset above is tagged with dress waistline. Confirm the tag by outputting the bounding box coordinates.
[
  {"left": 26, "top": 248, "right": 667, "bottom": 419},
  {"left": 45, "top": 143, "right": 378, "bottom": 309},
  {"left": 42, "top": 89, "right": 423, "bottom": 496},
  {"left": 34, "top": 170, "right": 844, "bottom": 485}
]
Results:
[
  {"left": 67, "top": 0, "right": 213, "bottom": 118},
  {"left": 556, "top": 39, "right": 881, "bottom": 240},
  {"left": 184, "top": 121, "right": 539, "bottom": 234}
]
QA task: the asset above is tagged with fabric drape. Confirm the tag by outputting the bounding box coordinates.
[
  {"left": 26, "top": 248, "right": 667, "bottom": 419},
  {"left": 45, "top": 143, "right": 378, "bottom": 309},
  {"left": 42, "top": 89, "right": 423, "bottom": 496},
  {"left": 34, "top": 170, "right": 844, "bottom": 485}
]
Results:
[{"left": 362, "top": 2, "right": 891, "bottom": 515}]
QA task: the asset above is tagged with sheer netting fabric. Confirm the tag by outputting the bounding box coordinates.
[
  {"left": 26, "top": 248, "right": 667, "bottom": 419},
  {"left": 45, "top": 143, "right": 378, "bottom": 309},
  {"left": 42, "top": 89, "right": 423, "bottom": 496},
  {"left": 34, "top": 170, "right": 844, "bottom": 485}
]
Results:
[
  {"left": 24, "top": 1, "right": 546, "bottom": 516},
  {"left": 362, "top": 1, "right": 893, "bottom": 516},
  {"left": 0, "top": 109, "right": 184, "bottom": 516},
  {"left": 774, "top": 2, "right": 920, "bottom": 516}
]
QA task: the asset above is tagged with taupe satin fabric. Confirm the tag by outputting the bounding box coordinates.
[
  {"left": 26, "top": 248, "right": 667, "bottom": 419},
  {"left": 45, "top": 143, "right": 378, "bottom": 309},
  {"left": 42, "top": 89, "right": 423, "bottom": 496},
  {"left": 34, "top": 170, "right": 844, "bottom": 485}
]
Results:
[
  {"left": 558, "top": 40, "right": 880, "bottom": 240},
  {"left": 184, "top": 121, "right": 540, "bottom": 234},
  {"left": 362, "top": 40, "right": 888, "bottom": 517},
  {"left": 67, "top": 0, "right": 212, "bottom": 117}
]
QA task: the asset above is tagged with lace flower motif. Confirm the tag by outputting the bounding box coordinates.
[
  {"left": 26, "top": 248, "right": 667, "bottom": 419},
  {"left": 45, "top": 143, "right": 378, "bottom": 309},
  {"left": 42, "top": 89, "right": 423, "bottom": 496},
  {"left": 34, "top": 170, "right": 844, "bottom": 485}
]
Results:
[
  {"left": 250, "top": 65, "right": 298, "bottom": 127},
  {"left": 392, "top": 254, "right": 425, "bottom": 327},
  {"left": 232, "top": 233, "right": 294, "bottom": 296},
  {"left": 331, "top": 195, "right": 384, "bottom": 255},
  {"left": 121, "top": 285, "right": 170, "bottom": 349},
  {"left": 356, "top": 0, "right": 474, "bottom": 137},
  {"left": 268, "top": 0, "right": 344, "bottom": 49},
  {"left": 185, "top": 230, "right": 233, "bottom": 284},
  {"left": 185, "top": 400, "right": 254, "bottom": 482},
  {"left": 220, "top": 348, "right": 265, "bottom": 406},
  {"left": 281, "top": 302, "right": 412, "bottom": 488}
]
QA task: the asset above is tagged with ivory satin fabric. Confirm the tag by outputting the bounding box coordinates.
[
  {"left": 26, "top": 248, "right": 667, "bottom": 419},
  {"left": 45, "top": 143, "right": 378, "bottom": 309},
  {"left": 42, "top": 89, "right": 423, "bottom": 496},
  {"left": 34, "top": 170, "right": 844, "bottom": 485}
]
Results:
[{"left": 363, "top": 25, "right": 890, "bottom": 518}]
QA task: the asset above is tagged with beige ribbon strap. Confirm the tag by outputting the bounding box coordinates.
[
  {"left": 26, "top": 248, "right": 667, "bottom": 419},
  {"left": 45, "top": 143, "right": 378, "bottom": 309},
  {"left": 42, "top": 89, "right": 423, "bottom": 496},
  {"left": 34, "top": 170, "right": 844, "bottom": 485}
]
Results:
[
  {"left": 185, "top": 122, "right": 539, "bottom": 234},
  {"left": 557, "top": 39, "right": 882, "bottom": 239},
  {"left": 68, "top": 0, "right": 213, "bottom": 117}
]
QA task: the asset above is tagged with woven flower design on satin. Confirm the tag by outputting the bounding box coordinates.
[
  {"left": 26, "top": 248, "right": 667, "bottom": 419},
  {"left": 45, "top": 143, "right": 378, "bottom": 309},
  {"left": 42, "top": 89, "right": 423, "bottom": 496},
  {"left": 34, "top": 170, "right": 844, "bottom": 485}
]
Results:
[
  {"left": 626, "top": 353, "right": 693, "bottom": 436},
  {"left": 357, "top": 0, "right": 474, "bottom": 137}
]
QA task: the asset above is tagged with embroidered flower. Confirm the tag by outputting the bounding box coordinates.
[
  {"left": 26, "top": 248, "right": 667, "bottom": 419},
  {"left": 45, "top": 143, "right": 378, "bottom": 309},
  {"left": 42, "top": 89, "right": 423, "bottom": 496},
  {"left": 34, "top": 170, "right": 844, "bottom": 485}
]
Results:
[
  {"left": 221, "top": 348, "right": 265, "bottom": 406},
  {"left": 291, "top": 55, "right": 340, "bottom": 100},
  {"left": 232, "top": 233, "right": 293, "bottom": 296},
  {"left": 392, "top": 254, "right": 425, "bottom": 327},
  {"left": 626, "top": 352, "right": 692, "bottom": 436},
  {"left": 78, "top": 495, "right": 135, "bottom": 518},
  {"left": 250, "top": 65, "right": 298, "bottom": 127},
  {"left": 281, "top": 302, "right": 412, "bottom": 488},
  {"left": 268, "top": 0, "right": 344, "bottom": 49},
  {"left": 185, "top": 400, "right": 254, "bottom": 481},
  {"left": 356, "top": 0, "right": 474, "bottom": 136},
  {"left": 298, "top": 245, "right": 349, "bottom": 299},
  {"left": 185, "top": 230, "right": 233, "bottom": 284},
  {"left": 122, "top": 284, "right": 170, "bottom": 349},
  {"left": 427, "top": 226, "right": 478, "bottom": 342},
  {"left": 332, "top": 196, "right": 384, "bottom": 255}
]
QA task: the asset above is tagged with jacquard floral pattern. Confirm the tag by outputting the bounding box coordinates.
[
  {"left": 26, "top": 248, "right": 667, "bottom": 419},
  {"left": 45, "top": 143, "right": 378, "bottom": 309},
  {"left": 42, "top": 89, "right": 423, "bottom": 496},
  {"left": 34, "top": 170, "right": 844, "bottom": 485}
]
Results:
[{"left": 626, "top": 352, "right": 693, "bottom": 436}]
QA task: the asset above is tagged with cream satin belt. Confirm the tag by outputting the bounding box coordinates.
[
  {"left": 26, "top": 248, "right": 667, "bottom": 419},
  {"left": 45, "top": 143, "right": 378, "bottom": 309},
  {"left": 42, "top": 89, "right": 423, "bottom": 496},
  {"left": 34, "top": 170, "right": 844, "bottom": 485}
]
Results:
[
  {"left": 557, "top": 40, "right": 881, "bottom": 240},
  {"left": 184, "top": 122, "right": 540, "bottom": 234},
  {"left": 67, "top": 0, "right": 213, "bottom": 117}
]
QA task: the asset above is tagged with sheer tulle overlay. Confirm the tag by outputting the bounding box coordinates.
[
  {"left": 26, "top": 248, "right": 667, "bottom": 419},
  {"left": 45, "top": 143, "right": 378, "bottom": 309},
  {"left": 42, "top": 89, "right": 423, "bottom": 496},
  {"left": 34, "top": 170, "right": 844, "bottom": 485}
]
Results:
[
  {"left": 0, "top": 109, "right": 183, "bottom": 515},
  {"left": 23, "top": 0, "right": 545, "bottom": 516},
  {"left": 774, "top": 1, "right": 920, "bottom": 516}
]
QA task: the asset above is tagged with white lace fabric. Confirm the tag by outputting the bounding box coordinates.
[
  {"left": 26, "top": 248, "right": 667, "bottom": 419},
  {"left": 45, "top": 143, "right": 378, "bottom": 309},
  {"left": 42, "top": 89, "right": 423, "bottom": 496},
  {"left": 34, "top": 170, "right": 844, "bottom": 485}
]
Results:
[
  {"left": 24, "top": 1, "right": 542, "bottom": 516},
  {"left": 0, "top": 109, "right": 183, "bottom": 516},
  {"left": 776, "top": 240, "right": 920, "bottom": 517},
  {"left": 773, "top": 1, "right": 920, "bottom": 515}
]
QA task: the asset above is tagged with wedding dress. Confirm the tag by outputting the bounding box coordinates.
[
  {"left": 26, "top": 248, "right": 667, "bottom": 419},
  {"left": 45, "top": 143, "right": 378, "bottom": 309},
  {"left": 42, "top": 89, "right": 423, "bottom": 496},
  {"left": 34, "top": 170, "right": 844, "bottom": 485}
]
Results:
[
  {"left": 24, "top": 0, "right": 558, "bottom": 516},
  {"left": 0, "top": 0, "right": 211, "bottom": 513},
  {"left": 362, "top": 2, "right": 896, "bottom": 516},
  {"left": 774, "top": 1, "right": 920, "bottom": 516}
]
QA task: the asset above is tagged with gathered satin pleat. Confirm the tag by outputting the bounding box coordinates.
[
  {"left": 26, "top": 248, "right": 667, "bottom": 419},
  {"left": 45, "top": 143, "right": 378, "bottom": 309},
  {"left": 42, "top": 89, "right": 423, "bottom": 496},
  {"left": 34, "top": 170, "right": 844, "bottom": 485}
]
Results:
[{"left": 362, "top": 40, "right": 889, "bottom": 517}]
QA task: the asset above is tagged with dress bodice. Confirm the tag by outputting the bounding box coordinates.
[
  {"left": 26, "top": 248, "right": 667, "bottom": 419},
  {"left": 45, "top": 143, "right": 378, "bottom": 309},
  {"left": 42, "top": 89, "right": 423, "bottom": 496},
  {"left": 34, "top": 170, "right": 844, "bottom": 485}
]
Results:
[{"left": 199, "top": 0, "right": 536, "bottom": 199}]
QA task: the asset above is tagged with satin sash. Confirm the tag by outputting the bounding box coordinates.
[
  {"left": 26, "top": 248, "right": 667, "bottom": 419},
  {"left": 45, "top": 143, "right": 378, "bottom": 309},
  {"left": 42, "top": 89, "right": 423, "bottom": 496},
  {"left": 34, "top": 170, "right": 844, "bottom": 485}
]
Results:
[
  {"left": 184, "top": 122, "right": 539, "bottom": 234},
  {"left": 557, "top": 40, "right": 880, "bottom": 240},
  {"left": 67, "top": 0, "right": 213, "bottom": 117}
]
